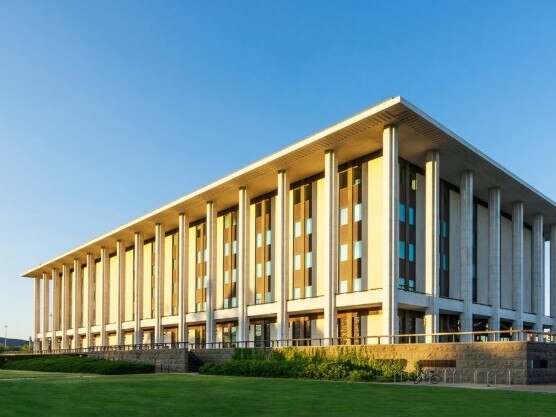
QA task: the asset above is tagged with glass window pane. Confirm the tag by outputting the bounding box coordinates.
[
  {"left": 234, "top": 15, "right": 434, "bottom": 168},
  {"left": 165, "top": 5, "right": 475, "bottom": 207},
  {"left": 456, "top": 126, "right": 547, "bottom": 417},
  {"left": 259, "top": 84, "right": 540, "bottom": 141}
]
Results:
[
  {"left": 354, "top": 203, "right": 362, "bottom": 222},
  {"left": 265, "top": 230, "right": 272, "bottom": 245},
  {"left": 305, "top": 252, "right": 312, "bottom": 268},
  {"left": 340, "top": 207, "right": 348, "bottom": 226},
  {"left": 224, "top": 271, "right": 229, "bottom": 284},
  {"left": 256, "top": 263, "right": 262, "bottom": 278},
  {"left": 294, "top": 222, "right": 301, "bottom": 238},
  {"left": 294, "top": 255, "right": 301, "bottom": 270},
  {"left": 305, "top": 218, "right": 312, "bottom": 235},
  {"left": 232, "top": 269, "right": 237, "bottom": 282},
  {"left": 224, "top": 242, "right": 229, "bottom": 256},
  {"left": 409, "top": 207, "right": 415, "bottom": 226},
  {"left": 354, "top": 277, "right": 362, "bottom": 292},
  {"left": 232, "top": 241, "right": 237, "bottom": 254},
  {"left": 399, "top": 241, "right": 406, "bottom": 259},
  {"left": 294, "top": 287, "right": 301, "bottom": 299},
  {"left": 339, "top": 280, "right": 348, "bottom": 293},
  {"left": 339, "top": 171, "right": 348, "bottom": 189},
  {"left": 265, "top": 261, "right": 272, "bottom": 276},
  {"left": 399, "top": 204, "right": 406, "bottom": 222},
  {"left": 408, "top": 243, "right": 415, "bottom": 262},
  {"left": 256, "top": 233, "right": 262, "bottom": 248},
  {"left": 340, "top": 244, "right": 348, "bottom": 261},
  {"left": 353, "top": 166, "right": 361, "bottom": 185},
  {"left": 353, "top": 241, "right": 362, "bottom": 259}
]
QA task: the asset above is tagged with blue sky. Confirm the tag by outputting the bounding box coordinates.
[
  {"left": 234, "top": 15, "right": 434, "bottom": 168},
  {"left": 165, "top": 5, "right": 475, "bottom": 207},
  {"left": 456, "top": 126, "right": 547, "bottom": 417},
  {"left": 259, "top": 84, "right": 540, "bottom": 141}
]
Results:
[{"left": 1, "top": 1, "right": 555, "bottom": 339}]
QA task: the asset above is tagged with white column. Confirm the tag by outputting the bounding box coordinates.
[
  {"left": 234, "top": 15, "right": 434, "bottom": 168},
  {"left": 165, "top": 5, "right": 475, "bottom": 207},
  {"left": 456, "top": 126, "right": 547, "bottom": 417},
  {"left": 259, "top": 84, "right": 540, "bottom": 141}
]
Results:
[
  {"left": 52, "top": 268, "right": 59, "bottom": 349},
  {"left": 72, "top": 259, "right": 81, "bottom": 349},
  {"left": 154, "top": 223, "right": 165, "bottom": 343},
  {"left": 206, "top": 201, "right": 216, "bottom": 346},
  {"left": 460, "top": 171, "right": 473, "bottom": 341},
  {"left": 134, "top": 232, "right": 144, "bottom": 344},
  {"left": 550, "top": 224, "right": 556, "bottom": 326},
  {"left": 323, "top": 150, "right": 338, "bottom": 344},
  {"left": 512, "top": 202, "right": 524, "bottom": 335},
  {"left": 425, "top": 150, "right": 440, "bottom": 342},
  {"left": 178, "top": 213, "right": 189, "bottom": 343},
  {"left": 275, "top": 170, "right": 289, "bottom": 345},
  {"left": 41, "top": 272, "right": 49, "bottom": 351},
  {"left": 382, "top": 125, "right": 399, "bottom": 342},
  {"left": 61, "top": 264, "right": 69, "bottom": 349},
  {"left": 532, "top": 214, "right": 545, "bottom": 331},
  {"left": 86, "top": 253, "right": 94, "bottom": 348},
  {"left": 34, "top": 276, "right": 41, "bottom": 351},
  {"left": 237, "top": 188, "right": 250, "bottom": 344},
  {"left": 100, "top": 248, "right": 109, "bottom": 346},
  {"left": 488, "top": 187, "right": 501, "bottom": 339},
  {"left": 116, "top": 240, "right": 125, "bottom": 345}
]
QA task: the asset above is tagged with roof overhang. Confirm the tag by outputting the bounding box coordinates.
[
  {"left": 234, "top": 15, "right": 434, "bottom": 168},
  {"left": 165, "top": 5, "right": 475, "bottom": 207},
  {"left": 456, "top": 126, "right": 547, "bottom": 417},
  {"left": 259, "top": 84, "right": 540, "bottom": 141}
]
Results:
[{"left": 22, "top": 96, "right": 556, "bottom": 278}]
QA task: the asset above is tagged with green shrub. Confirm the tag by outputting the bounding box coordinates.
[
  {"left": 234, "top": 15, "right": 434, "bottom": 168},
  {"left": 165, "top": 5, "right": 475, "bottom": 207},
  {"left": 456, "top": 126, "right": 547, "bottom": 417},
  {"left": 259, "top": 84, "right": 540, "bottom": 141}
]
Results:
[
  {"left": 0, "top": 355, "right": 154, "bottom": 375},
  {"left": 200, "top": 347, "right": 410, "bottom": 382}
]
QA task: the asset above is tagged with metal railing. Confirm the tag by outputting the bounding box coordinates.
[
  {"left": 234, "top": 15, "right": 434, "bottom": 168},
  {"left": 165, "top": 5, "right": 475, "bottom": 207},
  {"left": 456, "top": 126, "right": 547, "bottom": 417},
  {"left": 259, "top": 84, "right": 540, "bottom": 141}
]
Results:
[{"left": 16, "top": 329, "right": 556, "bottom": 355}]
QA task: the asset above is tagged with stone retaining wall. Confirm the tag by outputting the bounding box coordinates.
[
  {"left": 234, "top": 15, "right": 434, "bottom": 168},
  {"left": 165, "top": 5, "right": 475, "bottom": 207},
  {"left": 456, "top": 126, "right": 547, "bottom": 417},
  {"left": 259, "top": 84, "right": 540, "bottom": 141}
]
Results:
[
  {"left": 88, "top": 349, "right": 188, "bottom": 373},
  {"left": 82, "top": 341, "right": 556, "bottom": 383},
  {"left": 278, "top": 342, "right": 528, "bottom": 384}
]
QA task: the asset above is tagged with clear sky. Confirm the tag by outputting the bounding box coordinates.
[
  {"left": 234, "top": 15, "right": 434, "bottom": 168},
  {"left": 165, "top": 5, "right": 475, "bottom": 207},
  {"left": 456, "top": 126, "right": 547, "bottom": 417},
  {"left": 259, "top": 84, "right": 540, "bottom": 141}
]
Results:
[{"left": 1, "top": 1, "right": 556, "bottom": 340}]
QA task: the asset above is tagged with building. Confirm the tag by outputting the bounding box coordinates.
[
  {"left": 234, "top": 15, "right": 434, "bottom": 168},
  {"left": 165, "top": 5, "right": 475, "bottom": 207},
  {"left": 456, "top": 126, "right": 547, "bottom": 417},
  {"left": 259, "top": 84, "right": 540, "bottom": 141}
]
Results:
[{"left": 22, "top": 96, "right": 556, "bottom": 351}]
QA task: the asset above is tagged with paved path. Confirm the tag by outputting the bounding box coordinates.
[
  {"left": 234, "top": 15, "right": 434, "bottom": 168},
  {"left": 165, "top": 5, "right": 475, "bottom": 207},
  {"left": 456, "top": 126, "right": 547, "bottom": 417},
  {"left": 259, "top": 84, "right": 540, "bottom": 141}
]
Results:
[{"left": 393, "top": 381, "right": 556, "bottom": 393}]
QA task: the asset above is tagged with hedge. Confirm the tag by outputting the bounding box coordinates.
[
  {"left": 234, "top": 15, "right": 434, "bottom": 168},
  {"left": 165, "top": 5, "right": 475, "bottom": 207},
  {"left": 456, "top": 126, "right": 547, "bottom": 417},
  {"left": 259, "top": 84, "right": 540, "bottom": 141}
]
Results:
[
  {"left": 200, "top": 347, "right": 410, "bottom": 382},
  {"left": 0, "top": 355, "right": 155, "bottom": 375}
]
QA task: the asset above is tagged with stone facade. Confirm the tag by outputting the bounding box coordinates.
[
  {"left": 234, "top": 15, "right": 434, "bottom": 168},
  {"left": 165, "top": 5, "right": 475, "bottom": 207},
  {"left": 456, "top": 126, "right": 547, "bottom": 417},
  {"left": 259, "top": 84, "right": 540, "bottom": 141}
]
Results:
[
  {"left": 278, "top": 342, "right": 528, "bottom": 384},
  {"left": 85, "top": 342, "right": 556, "bottom": 384},
  {"left": 88, "top": 348, "right": 188, "bottom": 373}
]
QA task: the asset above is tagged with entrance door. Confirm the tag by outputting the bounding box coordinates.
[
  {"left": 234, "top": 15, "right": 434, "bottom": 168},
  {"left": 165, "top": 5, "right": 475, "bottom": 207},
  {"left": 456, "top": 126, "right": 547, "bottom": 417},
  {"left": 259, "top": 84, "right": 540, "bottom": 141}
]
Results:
[
  {"left": 337, "top": 313, "right": 361, "bottom": 345},
  {"left": 254, "top": 322, "right": 271, "bottom": 347}
]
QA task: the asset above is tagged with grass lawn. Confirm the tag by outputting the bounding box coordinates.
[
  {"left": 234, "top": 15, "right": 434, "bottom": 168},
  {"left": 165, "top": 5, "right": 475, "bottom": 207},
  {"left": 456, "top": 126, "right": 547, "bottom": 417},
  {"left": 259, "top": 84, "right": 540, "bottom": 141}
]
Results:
[{"left": 1, "top": 372, "right": 555, "bottom": 417}]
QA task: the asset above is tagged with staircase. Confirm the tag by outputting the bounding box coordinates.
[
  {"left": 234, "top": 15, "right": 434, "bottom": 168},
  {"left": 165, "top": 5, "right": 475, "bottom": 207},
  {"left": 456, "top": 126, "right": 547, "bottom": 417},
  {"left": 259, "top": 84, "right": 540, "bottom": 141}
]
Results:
[{"left": 187, "top": 350, "right": 204, "bottom": 372}]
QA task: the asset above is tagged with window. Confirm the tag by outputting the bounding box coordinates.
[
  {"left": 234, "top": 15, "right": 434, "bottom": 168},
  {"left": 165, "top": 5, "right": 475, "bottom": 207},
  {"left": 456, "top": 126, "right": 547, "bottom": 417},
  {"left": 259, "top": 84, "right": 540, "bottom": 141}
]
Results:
[
  {"left": 224, "top": 242, "right": 229, "bottom": 256},
  {"left": 399, "top": 204, "right": 406, "bottom": 222},
  {"left": 265, "top": 261, "right": 272, "bottom": 276},
  {"left": 305, "top": 218, "right": 312, "bottom": 234},
  {"left": 408, "top": 207, "right": 415, "bottom": 226},
  {"left": 294, "top": 255, "right": 301, "bottom": 270},
  {"left": 339, "top": 171, "right": 348, "bottom": 189},
  {"left": 340, "top": 207, "right": 348, "bottom": 225},
  {"left": 305, "top": 252, "right": 312, "bottom": 268},
  {"left": 354, "top": 203, "right": 362, "bottom": 222},
  {"left": 256, "top": 263, "right": 262, "bottom": 278},
  {"left": 265, "top": 230, "right": 271, "bottom": 245},
  {"left": 408, "top": 243, "right": 415, "bottom": 262},
  {"left": 294, "top": 222, "right": 301, "bottom": 238},
  {"left": 340, "top": 280, "right": 348, "bottom": 293},
  {"left": 340, "top": 244, "right": 348, "bottom": 261},
  {"left": 353, "top": 241, "right": 362, "bottom": 259},
  {"left": 256, "top": 233, "right": 262, "bottom": 248},
  {"left": 224, "top": 271, "right": 229, "bottom": 284},
  {"left": 399, "top": 241, "right": 406, "bottom": 259}
]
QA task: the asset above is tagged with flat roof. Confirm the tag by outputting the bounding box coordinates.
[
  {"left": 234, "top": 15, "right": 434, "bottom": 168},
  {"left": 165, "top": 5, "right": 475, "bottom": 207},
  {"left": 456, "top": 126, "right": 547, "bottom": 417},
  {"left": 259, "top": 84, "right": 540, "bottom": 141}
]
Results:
[{"left": 22, "top": 96, "right": 556, "bottom": 278}]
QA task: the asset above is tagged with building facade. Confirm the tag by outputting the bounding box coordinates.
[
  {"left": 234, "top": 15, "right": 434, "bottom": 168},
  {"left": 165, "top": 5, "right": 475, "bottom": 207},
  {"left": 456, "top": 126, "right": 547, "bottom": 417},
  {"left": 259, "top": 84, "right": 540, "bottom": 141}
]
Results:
[{"left": 23, "top": 97, "right": 556, "bottom": 351}]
